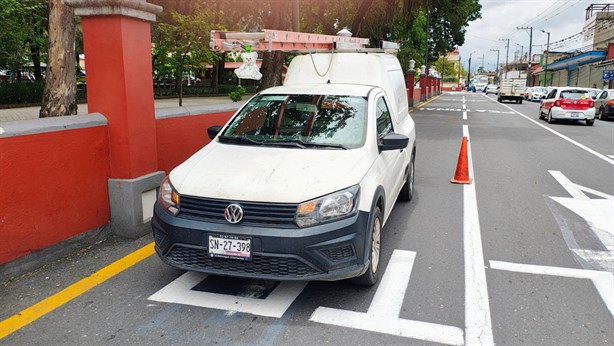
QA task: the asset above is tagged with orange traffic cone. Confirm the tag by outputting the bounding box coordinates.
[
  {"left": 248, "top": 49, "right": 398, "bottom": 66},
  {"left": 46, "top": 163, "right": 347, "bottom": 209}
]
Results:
[{"left": 451, "top": 136, "right": 473, "bottom": 184}]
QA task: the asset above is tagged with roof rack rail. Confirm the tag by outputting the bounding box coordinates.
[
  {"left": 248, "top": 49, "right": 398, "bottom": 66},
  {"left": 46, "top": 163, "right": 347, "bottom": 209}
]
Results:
[{"left": 210, "top": 29, "right": 398, "bottom": 54}]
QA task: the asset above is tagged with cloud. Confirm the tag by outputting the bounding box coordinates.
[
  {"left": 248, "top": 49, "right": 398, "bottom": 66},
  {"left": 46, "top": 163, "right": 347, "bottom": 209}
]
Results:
[{"left": 459, "top": 0, "right": 594, "bottom": 71}]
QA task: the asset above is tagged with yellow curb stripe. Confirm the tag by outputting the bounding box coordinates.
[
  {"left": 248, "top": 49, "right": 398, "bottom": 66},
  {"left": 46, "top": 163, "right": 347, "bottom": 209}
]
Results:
[
  {"left": 0, "top": 242, "right": 155, "bottom": 340},
  {"left": 410, "top": 94, "right": 443, "bottom": 112}
]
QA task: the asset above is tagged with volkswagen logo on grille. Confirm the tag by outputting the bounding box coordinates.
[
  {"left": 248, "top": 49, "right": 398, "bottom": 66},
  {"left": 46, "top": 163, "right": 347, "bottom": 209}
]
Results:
[{"left": 224, "top": 204, "right": 244, "bottom": 224}]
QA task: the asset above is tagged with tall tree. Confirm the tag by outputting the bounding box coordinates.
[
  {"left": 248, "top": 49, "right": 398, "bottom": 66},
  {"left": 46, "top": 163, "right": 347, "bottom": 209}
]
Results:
[
  {"left": 154, "top": 9, "right": 219, "bottom": 106},
  {"left": 0, "top": 0, "right": 47, "bottom": 82},
  {"left": 40, "top": 0, "right": 76, "bottom": 117},
  {"left": 258, "top": 0, "right": 292, "bottom": 90}
]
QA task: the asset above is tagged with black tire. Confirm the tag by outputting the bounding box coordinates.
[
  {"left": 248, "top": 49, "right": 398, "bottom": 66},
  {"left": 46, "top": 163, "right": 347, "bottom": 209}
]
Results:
[
  {"left": 599, "top": 108, "right": 606, "bottom": 120},
  {"left": 539, "top": 108, "right": 545, "bottom": 119},
  {"left": 497, "top": 97, "right": 502, "bottom": 103},
  {"left": 547, "top": 110, "right": 554, "bottom": 124},
  {"left": 351, "top": 206, "right": 382, "bottom": 286},
  {"left": 399, "top": 158, "right": 415, "bottom": 202},
  {"left": 586, "top": 119, "right": 595, "bottom": 126},
  {"left": 519, "top": 99, "right": 523, "bottom": 104}
]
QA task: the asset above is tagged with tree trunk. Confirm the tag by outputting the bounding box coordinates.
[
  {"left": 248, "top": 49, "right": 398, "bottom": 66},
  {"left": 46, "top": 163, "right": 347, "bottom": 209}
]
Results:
[
  {"left": 258, "top": 51, "right": 285, "bottom": 91},
  {"left": 40, "top": 0, "right": 77, "bottom": 117},
  {"left": 30, "top": 44, "right": 43, "bottom": 81},
  {"left": 258, "top": 0, "right": 291, "bottom": 91},
  {"left": 351, "top": 0, "right": 375, "bottom": 37}
]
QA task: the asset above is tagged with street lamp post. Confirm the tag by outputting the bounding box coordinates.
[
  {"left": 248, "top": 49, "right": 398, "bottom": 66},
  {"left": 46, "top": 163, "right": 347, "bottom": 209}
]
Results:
[{"left": 467, "top": 51, "right": 476, "bottom": 89}]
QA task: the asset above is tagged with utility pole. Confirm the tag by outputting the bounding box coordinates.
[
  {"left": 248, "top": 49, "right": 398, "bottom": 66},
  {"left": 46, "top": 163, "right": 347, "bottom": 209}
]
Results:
[
  {"left": 499, "top": 38, "right": 509, "bottom": 78},
  {"left": 517, "top": 26, "right": 533, "bottom": 85},
  {"left": 541, "top": 29, "right": 550, "bottom": 86},
  {"left": 490, "top": 49, "right": 500, "bottom": 80},
  {"left": 467, "top": 51, "right": 476, "bottom": 88}
]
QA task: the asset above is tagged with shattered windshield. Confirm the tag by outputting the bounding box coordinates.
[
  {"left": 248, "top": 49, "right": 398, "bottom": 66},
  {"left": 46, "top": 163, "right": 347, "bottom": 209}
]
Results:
[{"left": 221, "top": 94, "right": 368, "bottom": 149}]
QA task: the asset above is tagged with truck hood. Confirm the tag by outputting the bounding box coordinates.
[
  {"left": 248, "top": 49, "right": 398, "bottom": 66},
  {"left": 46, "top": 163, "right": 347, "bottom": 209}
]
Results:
[{"left": 169, "top": 141, "right": 375, "bottom": 203}]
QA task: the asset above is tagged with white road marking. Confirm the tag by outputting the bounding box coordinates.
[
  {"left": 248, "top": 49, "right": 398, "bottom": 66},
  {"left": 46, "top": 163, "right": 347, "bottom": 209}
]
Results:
[
  {"left": 483, "top": 95, "right": 614, "bottom": 166},
  {"left": 463, "top": 104, "right": 466, "bottom": 110},
  {"left": 462, "top": 125, "right": 495, "bottom": 346},
  {"left": 463, "top": 111, "right": 467, "bottom": 120},
  {"left": 309, "top": 250, "right": 464, "bottom": 345},
  {"left": 489, "top": 260, "right": 614, "bottom": 317},
  {"left": 148, "top": 271, "right": 307, "bottom": 318},
  {"left": 548, "top": 170, "right": 614, "bottom": 272},
  {"left": 608, "top": 155, "right": 614, "bottom": 159}
]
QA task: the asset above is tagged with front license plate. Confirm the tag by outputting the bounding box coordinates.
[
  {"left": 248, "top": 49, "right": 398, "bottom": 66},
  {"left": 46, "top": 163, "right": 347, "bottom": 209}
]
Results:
[{"left": 208, "top": 234, "right": 251, "bottom": 260}]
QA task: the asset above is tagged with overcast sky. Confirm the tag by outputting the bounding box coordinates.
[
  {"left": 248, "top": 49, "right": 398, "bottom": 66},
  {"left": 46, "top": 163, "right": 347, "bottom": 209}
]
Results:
[{"left": 458, "top": 0, "right": 597, "bottom": 71}]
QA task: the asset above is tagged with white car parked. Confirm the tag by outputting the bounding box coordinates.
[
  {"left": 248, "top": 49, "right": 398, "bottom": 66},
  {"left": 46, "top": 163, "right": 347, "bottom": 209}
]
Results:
[
  {"left": 527, "top": 86, "right": 547, "bottom": 101},
  {"left": 153, "top": 52, "right": 416, "bottom": 286}
]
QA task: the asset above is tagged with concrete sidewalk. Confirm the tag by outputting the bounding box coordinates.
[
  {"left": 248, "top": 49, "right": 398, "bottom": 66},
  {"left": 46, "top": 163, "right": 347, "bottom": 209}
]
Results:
[{"left": 0, "top": 96, "right": 242, "bottom": 122}]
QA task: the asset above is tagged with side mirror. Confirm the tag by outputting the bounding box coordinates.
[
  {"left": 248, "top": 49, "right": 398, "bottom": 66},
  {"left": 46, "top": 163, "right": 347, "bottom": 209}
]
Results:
[
  {"left": 207, "top": 125, "right": 223, "bottom": 139},
  {"left": 378, "top": 133, "right": 409, "bottom": 152}
]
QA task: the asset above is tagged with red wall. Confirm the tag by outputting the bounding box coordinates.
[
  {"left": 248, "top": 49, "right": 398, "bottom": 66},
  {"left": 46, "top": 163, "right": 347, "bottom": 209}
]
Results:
[
  {"left": 0, "top": 126, "right": 110, "bottom": 264},
  {"left": 156, "top": 111, "right": 235, "bottom": 174}
]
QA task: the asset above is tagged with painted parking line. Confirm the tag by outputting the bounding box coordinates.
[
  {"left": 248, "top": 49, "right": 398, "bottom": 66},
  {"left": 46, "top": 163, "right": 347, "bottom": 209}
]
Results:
[
  {"left": 0, "top": 243, "right": 155, "bottom": 339},
  {"left": 489, "top": 260, "right": 614, "bottom": 317},
  {"left": 310, "top": 250, "right": 464, "bottom": 345},
  {"left": 148, "top": 272, "right": 307, "bottom": 318}
]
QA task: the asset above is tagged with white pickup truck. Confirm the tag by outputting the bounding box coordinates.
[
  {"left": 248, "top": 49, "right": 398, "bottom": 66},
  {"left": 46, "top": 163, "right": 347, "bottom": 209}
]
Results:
[
  {"left": 498, "top": 78, "right": 527, "bottom": 104},
  {"left": 153, "top": 51, "right": 417, "bottom": 286}
]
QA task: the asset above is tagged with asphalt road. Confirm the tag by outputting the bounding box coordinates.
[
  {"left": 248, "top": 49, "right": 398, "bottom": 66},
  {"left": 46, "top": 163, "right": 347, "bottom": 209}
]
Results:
[{"left": 1, "top": 91, "right": 613, "bottom": 345}]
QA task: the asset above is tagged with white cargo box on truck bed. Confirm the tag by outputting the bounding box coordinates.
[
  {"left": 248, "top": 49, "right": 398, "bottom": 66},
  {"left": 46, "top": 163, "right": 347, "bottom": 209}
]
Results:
[{"left": 284, "top": 53, "right": 409, "bottom": 123}]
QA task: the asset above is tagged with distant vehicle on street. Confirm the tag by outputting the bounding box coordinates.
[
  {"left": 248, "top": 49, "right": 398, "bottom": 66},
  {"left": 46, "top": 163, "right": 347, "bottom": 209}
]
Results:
[
  {"left": 498, "top": 78, "right": 526, "bottom": 104},
  {"left": 539, "top": 87, "right": 595, "bottom": 126},
  {"left": 485, "top": 84, "right": 498, "bottom": 95},
  {"left": 527, "top": 87, "right": 547, "bottom": 102},
  {"left": 523, "top": 87, "right": 532, "bottom": 100},
  {"left": 473, "top": 75, "right": 489, "bottom": 93},
  {"left": 594, "top": 89, "right": 614, "bottom": 120},
  {"left": 587, "top": 88, "right": 601, "bottom": 100}
]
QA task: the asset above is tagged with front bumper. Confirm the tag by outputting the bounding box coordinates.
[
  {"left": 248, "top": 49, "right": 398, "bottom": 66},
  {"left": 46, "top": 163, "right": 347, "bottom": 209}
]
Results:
[{"left": 152, "top": 202, "right": 371, "bottom": 281}]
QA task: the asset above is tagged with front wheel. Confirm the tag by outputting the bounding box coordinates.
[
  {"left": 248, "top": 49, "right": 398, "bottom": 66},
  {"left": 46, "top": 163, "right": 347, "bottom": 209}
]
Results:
[
  {"left": 351, "top": 207, "right": 382, "bottom": 286},
  {"left": 519, "top": 99, "right": 523, "bottom": 104},
  {"left": 399, "top": 158, "right": 415, "bottom": 202}
]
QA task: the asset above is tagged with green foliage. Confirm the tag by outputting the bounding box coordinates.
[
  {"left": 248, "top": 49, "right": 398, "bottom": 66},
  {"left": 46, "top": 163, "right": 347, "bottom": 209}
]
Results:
[
  {"left": 0, "top": 0, "right": 47, "bottom": 73},
  {"left": 0, "top": 81, "right": 44, "bottom": 105},
  {"left": 152, "top": 9, "right": 221, "bottom": 87},
  {"left": 228, "top": 86, "right": 246, "bottom": 102},
  {"left": 0, "top": 82, "right": 87, "bottom": 105}
]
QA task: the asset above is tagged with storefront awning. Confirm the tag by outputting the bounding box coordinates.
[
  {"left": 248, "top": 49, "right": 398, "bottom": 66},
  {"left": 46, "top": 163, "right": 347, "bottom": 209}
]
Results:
[{"left": 544, "top": 51, "right": 607, "bottom": 71}]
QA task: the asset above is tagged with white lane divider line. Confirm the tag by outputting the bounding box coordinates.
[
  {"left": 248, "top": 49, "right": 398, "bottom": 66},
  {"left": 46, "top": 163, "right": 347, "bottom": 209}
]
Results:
[
  {"left": 463, "top": 125, "right": 495, "bottom": 346},
  {"left": 310, "top": 249, "right": 464, "bottom": 345},
  {"left": 463, "top": 111, "right": 468, "bottom": 120},
  {"left": 484, "top": 96, "right": 614, "bottom": 166},
  {"left": 490, "top": 260, "right": 614, "bottom": 317},
  {"left": 608, "top": 155, "right": 614, "bottom": 159}
]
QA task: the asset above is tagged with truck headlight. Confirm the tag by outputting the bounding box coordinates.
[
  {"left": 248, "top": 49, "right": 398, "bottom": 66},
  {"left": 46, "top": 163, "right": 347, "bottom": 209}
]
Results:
[
  {"left": 159, "top": 176, "right": 179, "bottom": 215},
  {"left": 295, "top": 185, "right": 359, "bottom": 227}
]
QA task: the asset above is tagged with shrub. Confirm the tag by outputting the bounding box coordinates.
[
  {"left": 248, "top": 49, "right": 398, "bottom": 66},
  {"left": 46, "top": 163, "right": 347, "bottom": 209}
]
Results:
[{"left": 228, "top": 86, "right": 246, "bottom": 102}]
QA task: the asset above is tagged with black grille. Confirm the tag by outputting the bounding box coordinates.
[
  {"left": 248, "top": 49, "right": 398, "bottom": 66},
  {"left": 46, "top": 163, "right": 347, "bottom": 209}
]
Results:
[
  {"left": 321, "top": 245, "right": 355, "bottom": 261},
  {"left": 166, "top": 245, "right": 319, "bottom": 278},
  {"left": 179, "top": 196, "right": 298, "bottom": 228}
]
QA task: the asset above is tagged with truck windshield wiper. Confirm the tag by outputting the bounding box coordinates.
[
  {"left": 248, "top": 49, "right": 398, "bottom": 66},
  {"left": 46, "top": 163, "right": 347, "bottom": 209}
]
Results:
[
  {"left": 219, "top": 135, "right": 263, "bottom": 146},
  {"left": 276, "top": 139, "right": 347, "bottom": 150}
]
